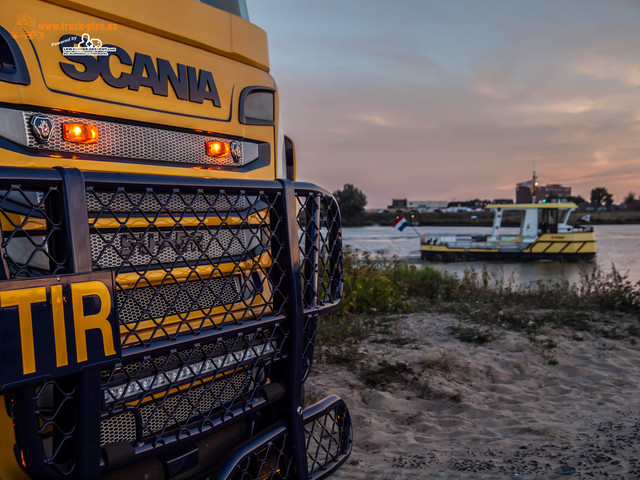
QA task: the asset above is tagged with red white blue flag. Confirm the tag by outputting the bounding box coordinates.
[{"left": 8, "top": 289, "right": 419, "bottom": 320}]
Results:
[{"left": 392, "top": 215, "right": 408, "bottom": 231}]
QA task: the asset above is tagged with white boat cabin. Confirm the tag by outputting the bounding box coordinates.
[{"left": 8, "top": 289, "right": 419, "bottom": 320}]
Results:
[{"left": 487, "top": 202, "right": 578, "bottom": 242}]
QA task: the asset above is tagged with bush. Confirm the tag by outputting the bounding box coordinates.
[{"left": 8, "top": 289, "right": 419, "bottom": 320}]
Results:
[
  {"left": 335, "top": 247, "right": 464, "bottom": 317},
  {"left": 337, "top": 248, "right": 407, "bottom": 316}
]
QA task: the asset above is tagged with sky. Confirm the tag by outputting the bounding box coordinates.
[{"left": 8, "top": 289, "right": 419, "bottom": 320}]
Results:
[{"left": 247, "top": 0, "right": 640, "bottom": 208}]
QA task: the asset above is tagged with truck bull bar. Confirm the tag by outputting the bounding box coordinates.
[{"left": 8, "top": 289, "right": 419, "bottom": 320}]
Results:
[{"left": 0, "top": 166, "right": 351, "bottom": 479}]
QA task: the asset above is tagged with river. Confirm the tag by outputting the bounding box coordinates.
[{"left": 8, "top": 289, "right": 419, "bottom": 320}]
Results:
[{"left": 342, "top": 224, "right": 640, "bottom": 286}]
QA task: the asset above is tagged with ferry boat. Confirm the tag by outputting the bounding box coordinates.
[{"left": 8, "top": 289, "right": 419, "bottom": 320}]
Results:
[{"left": 420, "top": 203, "right": 596, "bottom": 262}]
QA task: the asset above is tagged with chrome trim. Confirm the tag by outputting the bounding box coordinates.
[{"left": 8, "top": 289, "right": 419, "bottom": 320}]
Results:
[{"left": 0, "top": 108, "right": 261, "bottom": 167}]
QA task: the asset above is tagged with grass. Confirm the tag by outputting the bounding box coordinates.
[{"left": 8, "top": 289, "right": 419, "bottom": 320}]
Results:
[
  {"left": 449, "top": 324, "right": 499, "bottom": 345},
  {"left": 360, "top": 360, "right": 412, "bottom": 388},
  {"left": 420, "top": 348, "right": 459, "bottom": 378},
  {"left": 316, "top": 247, "right": 640, "bottom": 382}
]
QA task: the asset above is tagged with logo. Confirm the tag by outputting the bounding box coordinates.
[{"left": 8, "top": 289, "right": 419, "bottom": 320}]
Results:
[
  {"left": 120, "top": 231, "right": 205, "bottom": 257},
  {"left": 30, "top": 114, "right": 53, "bottom": 143},
  {"left": 57, "top": 34, "right": 221, "bottom": 107},
  {"left": 62, "top": 33, "right": 116, "bottom": 57},
  {"left": 11, "top": 14, "right": 44, "bottom": 40},
  {"left": 230, "top": 141, "right": 242, "bottom": 163}
]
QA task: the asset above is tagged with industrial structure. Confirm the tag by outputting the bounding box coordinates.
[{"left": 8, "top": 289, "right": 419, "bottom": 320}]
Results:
[{"left": 516, "top": 170, "right": 571, "bottom": 203}]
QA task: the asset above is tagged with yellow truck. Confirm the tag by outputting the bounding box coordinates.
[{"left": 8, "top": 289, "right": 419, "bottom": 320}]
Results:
[{"left": 0, "top": 1, "right": 351, "bottom": 478}]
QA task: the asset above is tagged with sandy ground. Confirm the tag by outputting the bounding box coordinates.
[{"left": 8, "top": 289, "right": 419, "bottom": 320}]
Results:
[{"left": 307, "top": 312, "right": 640, "bottom": 479}]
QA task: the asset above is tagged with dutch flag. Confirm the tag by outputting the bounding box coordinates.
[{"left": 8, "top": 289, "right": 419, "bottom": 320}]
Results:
[{"left": 392, "top": 215, "right": 408, "bottom": 231}]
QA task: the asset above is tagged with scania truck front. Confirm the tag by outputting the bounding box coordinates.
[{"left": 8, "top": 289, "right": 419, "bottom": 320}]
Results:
[{"left": 0, "top": 1, "right": 351, "bottom": 478}]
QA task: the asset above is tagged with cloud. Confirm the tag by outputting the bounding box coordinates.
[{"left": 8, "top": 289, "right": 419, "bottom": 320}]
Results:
[
  {"left": 517, "top": 99, "right": 600, "bottom": 115},
  {"left": 250, "top": 0, "right": 640, "bottom": 206},
  {"left": 349, "top": 113, "right": 395, "bottom": 128},
  {"left": 574, "top": 60, "right": 640, "bottom": 87}
]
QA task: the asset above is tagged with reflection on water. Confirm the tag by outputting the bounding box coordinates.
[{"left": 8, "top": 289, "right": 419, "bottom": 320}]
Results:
[{"left": 343, "top": 224, "right": 640, "bottom": 286}]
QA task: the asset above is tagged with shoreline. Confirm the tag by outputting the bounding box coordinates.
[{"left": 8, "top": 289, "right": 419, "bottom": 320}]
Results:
[
  {"left": 357, "top": 210, "right": 640, "bottom": 227},
  {"left": 308, "top": 311, "right": 640, "bottom": 479}
]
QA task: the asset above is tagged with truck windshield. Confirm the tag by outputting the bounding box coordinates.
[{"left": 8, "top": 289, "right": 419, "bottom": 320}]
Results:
[{"left": 199, "top": 0, "right": 249, "bottom": 21}]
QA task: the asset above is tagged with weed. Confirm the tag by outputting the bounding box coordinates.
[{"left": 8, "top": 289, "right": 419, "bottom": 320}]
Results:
[
  {"left": 421, "top": 348, "right": 458, "bottom": 377},
  {"left": 371, "top": 335, "right": 413, "bottom": 346},
  {"left": 360, "top": 360, "right": 412, "bottom": 388},
  {"left": 321, "top": 345, "right": 365, "bottom": 370},
  {"left": 450, "top": 324, "right": 498, "bottom": 344}
]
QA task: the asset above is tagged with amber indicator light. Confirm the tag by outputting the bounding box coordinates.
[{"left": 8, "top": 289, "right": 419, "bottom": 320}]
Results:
[
  {"left": 62, "top": 123, "right": 99, "bottom": 144},
  {"left": 205, "top": 141, "right": 231, "bottom": 157}
]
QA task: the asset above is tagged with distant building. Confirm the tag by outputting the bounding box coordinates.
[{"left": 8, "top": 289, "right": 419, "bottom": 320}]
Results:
[
  {"left": 516, "top": 170, "right": 571, "bottom": 203},
  {"left": 446, "top": 201, "right": 483, "bottom": 212},
  {"left": 388, "top": 199, "right": 448, "bottom": 212},
  {"left": 543, "top": 184, "right": 571, "bottom": 201},
  {"left": 492, "top": 198, "right": 514, "bottom": 205},
  {"left": 389, "top": 198, "right": 408, "bottom": 210},
  {"left": 408, "top": 200, "right": 448, "bottom": 211}
]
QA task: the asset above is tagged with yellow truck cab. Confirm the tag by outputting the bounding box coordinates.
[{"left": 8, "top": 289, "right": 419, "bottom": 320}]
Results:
[{"left": 0, "top": 1, "right": 351, "bottom": 478}]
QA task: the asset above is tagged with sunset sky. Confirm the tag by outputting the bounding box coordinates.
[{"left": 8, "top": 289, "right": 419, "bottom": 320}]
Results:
[{"left": 247, "top": 0, "right": 640, "bottom": 208}]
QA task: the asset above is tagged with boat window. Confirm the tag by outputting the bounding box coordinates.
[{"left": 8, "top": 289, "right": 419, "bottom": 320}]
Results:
[
  {"left": 540, "top": 209, "right": 558, "bottom": 234},
  {"left": 198, "top": 0, "right": 249, "bottom": 20}
]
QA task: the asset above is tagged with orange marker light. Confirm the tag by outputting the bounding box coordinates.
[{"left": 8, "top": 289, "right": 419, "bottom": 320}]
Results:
[
  {"left": 62, "top": 123, "right": 99, "bottom": 144},
  {"left": 206, "top": 140, "right": 230, "bottom": 157}
]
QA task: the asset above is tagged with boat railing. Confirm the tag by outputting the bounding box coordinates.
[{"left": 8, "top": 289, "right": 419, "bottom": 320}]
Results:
[{"left": 422, "top": 233, "right": 532, "bottom": 250}]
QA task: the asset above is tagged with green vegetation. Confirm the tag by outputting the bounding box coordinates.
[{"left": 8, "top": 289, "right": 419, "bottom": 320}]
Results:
[
  {"left": 360, "top": 360, "right": 412, "bottom": 388},
  {"left": 317, "top": 248, "right": 640, "bottom": 380},
  {"left": 330, "top": 247, "right": 640, "bottom": 318},
  {"left": 591, "top": 186, "right": 613, "bottom": 207},
  {"left": 333, "top": 183, "right": 367, "bottom": 226},
  {"left": 449, "top": 324, "right": 498, "bottom": 345}
]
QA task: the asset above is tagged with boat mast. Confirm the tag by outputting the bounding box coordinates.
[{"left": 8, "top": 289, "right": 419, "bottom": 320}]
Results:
[{"left": 531, "top": 167, "right": 538, "bottom": 202}]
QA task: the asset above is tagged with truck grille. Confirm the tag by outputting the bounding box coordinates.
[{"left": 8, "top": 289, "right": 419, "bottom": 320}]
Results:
[
  {"left": 114, "top": 275, "right": 250, "bottom": 325},
  {"left": 90, "top": 228, "right": 260, "bottom": 269},
  {"left": 86, "top": 185, "right": 279, "bottom": 348},
  {"left": 99, "top": 329, "right": 279, "bottom": 446}
]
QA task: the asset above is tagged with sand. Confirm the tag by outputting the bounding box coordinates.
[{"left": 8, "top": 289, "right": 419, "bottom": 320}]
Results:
[{"left": 307, "top": 312, "right": 640, "bottom": 479}]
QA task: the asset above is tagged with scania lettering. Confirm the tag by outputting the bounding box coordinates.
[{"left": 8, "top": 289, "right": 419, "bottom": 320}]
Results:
[
  {"left": 0, "top": 1, "right": 351, "bottom": 479},
  {"left": 59, "top": 36, "right": 222, "bottom": 106}
]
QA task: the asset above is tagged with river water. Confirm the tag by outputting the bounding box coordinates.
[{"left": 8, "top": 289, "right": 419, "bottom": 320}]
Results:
[{"left": 342, "top": 224, "right": 640, "bottom": 286}]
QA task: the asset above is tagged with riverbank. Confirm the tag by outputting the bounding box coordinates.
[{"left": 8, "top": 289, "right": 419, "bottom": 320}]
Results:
[
  {"left": 308, "top": 310, "right": 640, "bottom": 479},
  {"left": 308, "top": 252, "right": 640, "bottom": 478}
]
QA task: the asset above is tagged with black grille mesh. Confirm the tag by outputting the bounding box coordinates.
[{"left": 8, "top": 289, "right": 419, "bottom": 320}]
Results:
[
  {"left": 226, "top": 397, "right": 352, "bottom": 480},
  {"left": 0, "top": 185, "right": 66, "bottom": 278},
  {"left": 99, "top": 328, "right": 285, "bottom": 447},
  {"left": 1, "top": 174, "right": 345, "bottom": 479},
  {"left": 305, "top": 401, "right": 352, "bottom": 479},
  {"left": 33, "top": 379, "right": 77, "bottom": 476},
  {"left": 228, "top": 429, "right": 294, "bottom": 480},
  {"left": 296, "top": 191, "right": 343, "bottom": 310},
  {"left": 86, "top": 186, "right": 284, "bottom": 348}
]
